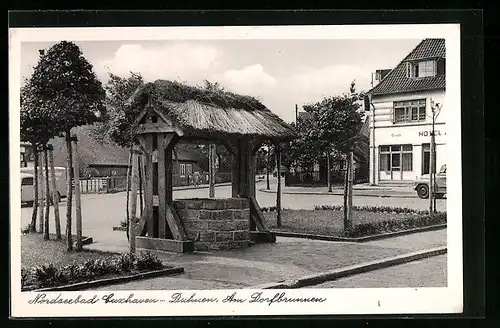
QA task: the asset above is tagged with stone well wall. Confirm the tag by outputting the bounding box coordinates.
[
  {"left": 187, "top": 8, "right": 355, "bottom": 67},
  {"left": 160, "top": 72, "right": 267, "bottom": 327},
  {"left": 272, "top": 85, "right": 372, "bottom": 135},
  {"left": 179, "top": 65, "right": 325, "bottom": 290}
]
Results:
[{"left": 172, "top": 198, "right": 250, "bottom": 251}]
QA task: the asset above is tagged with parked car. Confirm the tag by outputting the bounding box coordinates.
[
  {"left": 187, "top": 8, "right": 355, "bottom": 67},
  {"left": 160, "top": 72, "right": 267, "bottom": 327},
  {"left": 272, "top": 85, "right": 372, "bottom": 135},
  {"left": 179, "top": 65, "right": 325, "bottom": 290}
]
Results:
[
  {"left": 20, "top": 167, "right": 67, "bottom": 205},
  {"left": 414, "top": 164, "right": 446, "bottom": 199}
]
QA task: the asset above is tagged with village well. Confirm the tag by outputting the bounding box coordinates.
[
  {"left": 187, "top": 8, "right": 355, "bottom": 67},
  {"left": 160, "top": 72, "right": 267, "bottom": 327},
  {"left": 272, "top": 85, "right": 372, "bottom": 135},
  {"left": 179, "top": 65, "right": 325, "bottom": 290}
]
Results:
[{"left": 130, "top": 80, "right": 296, "bottom": 253}]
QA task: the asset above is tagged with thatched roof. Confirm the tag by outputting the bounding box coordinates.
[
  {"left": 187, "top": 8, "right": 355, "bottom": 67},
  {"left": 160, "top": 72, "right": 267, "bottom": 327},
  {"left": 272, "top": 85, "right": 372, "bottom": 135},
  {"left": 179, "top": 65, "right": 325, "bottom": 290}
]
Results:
[{"left": 129, "top": 80, "right": 296, "bottom": 141}]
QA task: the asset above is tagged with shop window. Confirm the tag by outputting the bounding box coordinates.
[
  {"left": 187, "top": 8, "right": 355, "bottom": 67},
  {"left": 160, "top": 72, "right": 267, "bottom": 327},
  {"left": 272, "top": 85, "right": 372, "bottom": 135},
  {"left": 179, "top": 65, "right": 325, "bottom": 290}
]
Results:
[
  {"left": 379, "top": 145, "right": 413, "bottom": 173},
  {"left": 393, "top": 99, "right": 426, "bottom": 124}
]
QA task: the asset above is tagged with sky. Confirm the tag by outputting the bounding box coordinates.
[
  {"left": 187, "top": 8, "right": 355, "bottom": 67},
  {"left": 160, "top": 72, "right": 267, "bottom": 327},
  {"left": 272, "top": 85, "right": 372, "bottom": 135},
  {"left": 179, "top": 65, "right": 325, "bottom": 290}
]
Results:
[{"left": 20, "top": 39, "right": 421, "bottom": 123}]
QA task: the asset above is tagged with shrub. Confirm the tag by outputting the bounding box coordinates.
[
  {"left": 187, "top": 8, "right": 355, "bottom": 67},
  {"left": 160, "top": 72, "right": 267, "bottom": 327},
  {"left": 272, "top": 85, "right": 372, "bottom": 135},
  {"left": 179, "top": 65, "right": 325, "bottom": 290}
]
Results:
[
  {"left": 343, "top": 212, "right": 447, "bottom": 238},
  {"left": 313, "top": 204, "right": 442, "bottom": 216},
  {"left": 21, "top": 225, "right": 31, "bottom": 234},
  {"left": 22, "top": 251, "right": 165, "bottom": 291},
  {"left": 135, "top": 252, "right": 163, "bottom": 270}
]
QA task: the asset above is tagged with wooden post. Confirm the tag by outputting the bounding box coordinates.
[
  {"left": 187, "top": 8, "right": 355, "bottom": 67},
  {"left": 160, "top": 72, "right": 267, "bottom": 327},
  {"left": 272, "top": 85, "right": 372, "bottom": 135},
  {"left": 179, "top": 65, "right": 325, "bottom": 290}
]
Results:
[
  {"left": 43, "top": 146, "right": 50, "bottom": 240},
  {"left": 276, "top": 144, "right": 282, "bottom": 228},
  {"left": 209, "top": 143, "right": 216, "bottom": 198},
  {"left": 72, "top": 136, "right": 83, "bottom": 251},
  {"left": 129, "top": 150, "right": 139, "bottom": 253},
  {"left": 38, "top": 147, "right": 45, "bottom": 234},
  {"left": 47, "top": 144, "right": 61, "bottom": 239}
]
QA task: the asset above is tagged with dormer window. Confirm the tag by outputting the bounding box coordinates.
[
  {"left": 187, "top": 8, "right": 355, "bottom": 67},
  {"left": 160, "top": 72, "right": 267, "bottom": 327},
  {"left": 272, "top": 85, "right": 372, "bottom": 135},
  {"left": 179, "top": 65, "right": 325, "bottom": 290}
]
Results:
[{"left": 406, "top": 58, "right": 445, "bottom": 78}]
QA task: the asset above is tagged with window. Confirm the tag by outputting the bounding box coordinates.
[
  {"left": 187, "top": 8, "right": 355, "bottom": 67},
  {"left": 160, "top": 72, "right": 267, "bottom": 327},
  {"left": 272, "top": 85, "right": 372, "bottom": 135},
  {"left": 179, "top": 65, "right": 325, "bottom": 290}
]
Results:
[
  {"left": 179, "top": 164, "right": 186, "bottom": 175},
  {"left": 406, "top": 60, "right": 438, "bottom": 78},
  {"left": 379, "top": 145, "right": 413, "bottom": 173},
  {"left": 186, "top": 164, "right": 193, "bottom": 175},
  {"left": 22, "top": 177, "right": 33, "bottom": 185},
  {"left": 393, "top": 99, "right": 426, "bottom": 124},
  {"left": 418, "top": 60, "right": 436, "bottom": 77},
  {"left": 421, "top": 143, "right": 436, "bottom": 175}
]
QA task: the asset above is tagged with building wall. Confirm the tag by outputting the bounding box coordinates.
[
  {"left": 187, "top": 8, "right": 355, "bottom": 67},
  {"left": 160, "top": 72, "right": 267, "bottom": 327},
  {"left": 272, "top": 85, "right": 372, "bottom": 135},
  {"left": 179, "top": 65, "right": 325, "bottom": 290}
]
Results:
[{"left": 369, "top": 89, "right": 446, "bottom": 184}]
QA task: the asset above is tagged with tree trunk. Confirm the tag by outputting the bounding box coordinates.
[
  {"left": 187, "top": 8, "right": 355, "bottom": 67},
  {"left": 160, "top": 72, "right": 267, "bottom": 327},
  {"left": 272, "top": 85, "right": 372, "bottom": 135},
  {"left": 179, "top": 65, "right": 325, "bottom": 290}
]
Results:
[
  {"left": 72, "top": 137, "right": 83, "bottom": 251},
  {"left": 276, "top": 145, "right": 282, "bottom": 228},
  {"left": 327, "top": 152, "right": 332, "bottom": 192},
  {"left": 209, "top": 144, "right": 216, "bottom": 198},
  {"left": 43, "top": 147, "right": 50, "bottom": 240},
  {"left": 266, "top": 149, "right": 270, "bottom": 190},
  {"left": 48, "top": 146, "right": 62, "bottom": 239},
  {"left": 65, "top": 131, "right": 73, "bottom": 251},
  {"left": 343, "top": 150, "right": 349, "bottom": 230},
  {"left": 139, "top": 154, "right": 143, "bottom": 217},
  {"left": 30, "top": 146, "right": 38, "bottom": 233},
  {"left": 125, "top": 150, "right": 132, "bottom": 240},
  {"left": 38, "top": 148, "right": 45, "bottom": 233},
  {"left": 129, "top": 150, "right": 139, "bottom": 254}
]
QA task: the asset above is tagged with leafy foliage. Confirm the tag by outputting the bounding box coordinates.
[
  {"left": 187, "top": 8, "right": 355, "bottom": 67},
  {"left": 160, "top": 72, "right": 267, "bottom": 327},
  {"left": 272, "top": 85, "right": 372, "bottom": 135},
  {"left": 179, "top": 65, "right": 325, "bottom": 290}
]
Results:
[
  {"left": 26, "top": 41, "right": 106, "bottom": 135},
  {"left": 91, "top": 72, "right": 145, "bottom": 147},
  {"left": 21, "top": 251, "right": 165, "bottom": 291},
  {"left": 281, "top": 81, "right": 364, "bottom": 171}
]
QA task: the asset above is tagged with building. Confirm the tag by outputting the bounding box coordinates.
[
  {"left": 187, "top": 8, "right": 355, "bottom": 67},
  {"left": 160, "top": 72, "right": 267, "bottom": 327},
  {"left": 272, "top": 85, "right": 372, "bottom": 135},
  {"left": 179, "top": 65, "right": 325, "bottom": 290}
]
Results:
[
  {"left": 20, "top": 142, "right": 34, "bottom": 167},
  {"left": 48, "top": 125, "right": 201, "bottom": 178},
  {"left": 367, "top": 38, "right": 446, "bottom": 185}
]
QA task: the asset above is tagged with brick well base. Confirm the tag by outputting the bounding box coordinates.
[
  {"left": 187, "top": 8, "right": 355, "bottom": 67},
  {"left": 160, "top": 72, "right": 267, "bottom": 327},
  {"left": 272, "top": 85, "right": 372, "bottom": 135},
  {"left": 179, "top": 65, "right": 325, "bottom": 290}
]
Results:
[{"left": 173, "top": 198, "right": 251, "bottom": 251}]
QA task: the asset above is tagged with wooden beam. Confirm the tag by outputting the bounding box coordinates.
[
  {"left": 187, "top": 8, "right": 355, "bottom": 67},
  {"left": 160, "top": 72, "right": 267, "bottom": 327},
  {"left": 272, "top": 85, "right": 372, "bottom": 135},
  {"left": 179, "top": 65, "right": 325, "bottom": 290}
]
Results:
[
  {"left": 157, "top": 133, "right": 176, "bottom": 239},
  {"left": 166, "top": 203, "right": 188, "bottom": 241},
  {"left": 136, "top": 123, "right": 177, "bottom": 135},
  {"left": 248, "top": 196, "right": 268, "bottom": 232}
]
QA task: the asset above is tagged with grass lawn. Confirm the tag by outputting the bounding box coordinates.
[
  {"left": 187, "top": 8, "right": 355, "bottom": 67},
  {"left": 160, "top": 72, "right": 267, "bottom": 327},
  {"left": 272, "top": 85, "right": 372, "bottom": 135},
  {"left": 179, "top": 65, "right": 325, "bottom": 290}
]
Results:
[
  {"left": 263, "top": 209, "right": 416, "bottom": 236},
  {"left": 21, "top": 233, "right": 118, "bottom": 269}
]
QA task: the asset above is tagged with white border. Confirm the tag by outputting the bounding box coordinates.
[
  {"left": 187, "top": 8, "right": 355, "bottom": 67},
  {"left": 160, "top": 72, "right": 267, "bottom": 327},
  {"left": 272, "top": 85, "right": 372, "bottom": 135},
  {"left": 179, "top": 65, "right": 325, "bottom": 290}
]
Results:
[{"left": 9, "top": 24, "right": 462, "bottom": 317}]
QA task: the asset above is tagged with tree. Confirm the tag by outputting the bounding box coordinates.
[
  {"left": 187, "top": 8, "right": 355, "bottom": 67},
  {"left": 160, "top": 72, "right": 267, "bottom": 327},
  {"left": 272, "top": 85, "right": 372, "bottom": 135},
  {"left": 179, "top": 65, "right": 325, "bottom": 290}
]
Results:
[
  {"left": 90, "top": 72, "right": 144, "bottom": 248},
  {"left": 301, "top": 81, "right": 364, "bottom": 230},
  {"left": 20, "top": 78, "right": 60, "bottom": 234},
  {"left": 29, "top": 41, "right": 106, "bottom": 251}
]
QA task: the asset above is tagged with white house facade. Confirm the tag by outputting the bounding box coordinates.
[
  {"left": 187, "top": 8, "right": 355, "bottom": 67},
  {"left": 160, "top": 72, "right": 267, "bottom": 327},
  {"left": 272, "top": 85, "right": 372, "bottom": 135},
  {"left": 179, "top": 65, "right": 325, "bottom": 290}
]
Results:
[{"left": 367, "top": 38, "right": 446, "bottom": 185}]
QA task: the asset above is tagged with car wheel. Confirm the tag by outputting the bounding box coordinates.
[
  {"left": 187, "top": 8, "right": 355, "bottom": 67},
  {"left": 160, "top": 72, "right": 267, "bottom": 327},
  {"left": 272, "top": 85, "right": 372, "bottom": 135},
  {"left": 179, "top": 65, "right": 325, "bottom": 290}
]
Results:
[{"left": 416, "top": 184, "right": 429, "bottom": 199}]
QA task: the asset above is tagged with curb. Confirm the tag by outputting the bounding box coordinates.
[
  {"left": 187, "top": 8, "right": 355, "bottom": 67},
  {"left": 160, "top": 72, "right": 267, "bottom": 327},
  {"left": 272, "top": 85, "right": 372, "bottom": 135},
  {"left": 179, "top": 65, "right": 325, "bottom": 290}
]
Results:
[
  {"left": 28, "top": 266, "right": 185, "bottom": 292},
  {"left": 271, "top": 224, "right": 447, "bottom": 243},
  {"left": 258, "top": 188, "right": 418, "bottom": 198},
  {"left": 250, "top": 246, "right": 447, "bottom": 289}
]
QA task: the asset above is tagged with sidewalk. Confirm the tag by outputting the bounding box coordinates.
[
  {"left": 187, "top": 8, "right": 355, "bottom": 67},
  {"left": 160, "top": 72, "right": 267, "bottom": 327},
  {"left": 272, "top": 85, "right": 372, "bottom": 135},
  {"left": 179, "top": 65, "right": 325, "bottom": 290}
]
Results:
[
  {"left": 85, "top": 228, "right": 446, "bottom": 291},
  {"left": 258, "top": 182, "right": 419, "bottom": 198},
  {"left": 172, "top": 181, "right": 232, "bottom": 191}
]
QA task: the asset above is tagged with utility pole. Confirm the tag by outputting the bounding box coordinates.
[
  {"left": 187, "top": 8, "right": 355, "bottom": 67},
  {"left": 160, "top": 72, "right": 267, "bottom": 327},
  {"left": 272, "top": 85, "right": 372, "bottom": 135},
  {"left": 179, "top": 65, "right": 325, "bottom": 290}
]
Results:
[
  {"left": 209, "top": 143, "right": 216, "bottom": 198},
  {"left": 429, "top": 100, "right": 442, "bottom": 215}
]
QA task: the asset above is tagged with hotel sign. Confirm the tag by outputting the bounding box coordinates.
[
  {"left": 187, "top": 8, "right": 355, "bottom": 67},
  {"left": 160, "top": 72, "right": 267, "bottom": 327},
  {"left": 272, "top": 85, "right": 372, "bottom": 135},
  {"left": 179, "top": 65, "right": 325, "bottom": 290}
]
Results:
[{"left": 418, "top": 130, "right": 445, "bottom": 137}]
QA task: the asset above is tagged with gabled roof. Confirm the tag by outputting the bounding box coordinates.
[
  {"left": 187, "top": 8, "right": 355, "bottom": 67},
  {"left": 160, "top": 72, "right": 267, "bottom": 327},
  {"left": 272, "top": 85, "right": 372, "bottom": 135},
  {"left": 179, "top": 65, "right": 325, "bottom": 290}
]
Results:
[
  {"left": 48, "top": 125, "right": 199, "bottom": 168},
  {"left": 130, "top": 80, "right": 296, "bottom": 141},
  {"left": 369, "top": 38, "right": 446, "bottom": 96}
]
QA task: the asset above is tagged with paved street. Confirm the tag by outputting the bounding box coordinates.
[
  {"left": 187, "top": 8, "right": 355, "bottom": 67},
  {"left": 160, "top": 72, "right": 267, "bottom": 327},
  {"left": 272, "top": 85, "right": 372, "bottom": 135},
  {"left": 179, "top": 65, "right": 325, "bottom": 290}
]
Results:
[
  {"left": 87, "top": 231, "right": 446, "bottom": 291},
  {"left": 313, "top": 255, "right": 447, "bottom": 288},
  {"left": 19, "top": 180, "right": 447, "bottom": 290}
]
